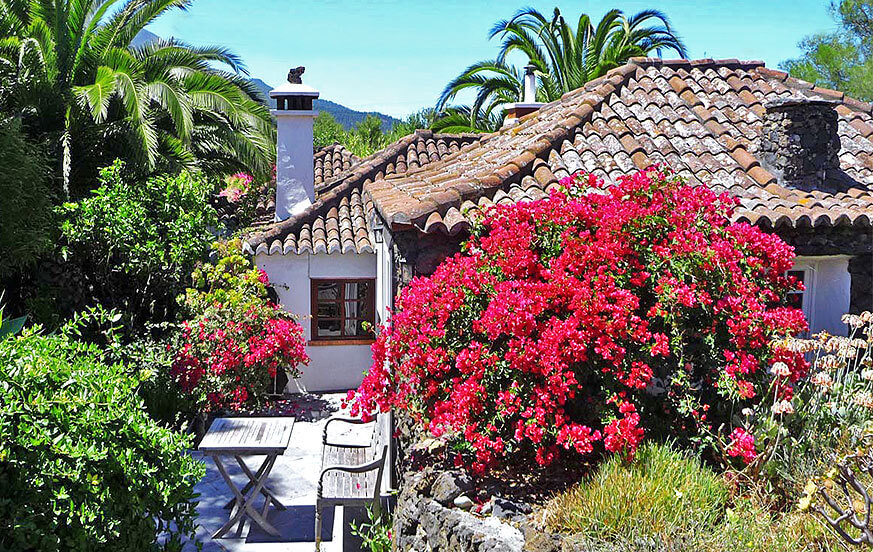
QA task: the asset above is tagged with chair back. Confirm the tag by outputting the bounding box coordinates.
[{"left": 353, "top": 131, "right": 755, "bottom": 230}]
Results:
[{"left": 367, "top": 417, "right": 386, "bottom": 463}]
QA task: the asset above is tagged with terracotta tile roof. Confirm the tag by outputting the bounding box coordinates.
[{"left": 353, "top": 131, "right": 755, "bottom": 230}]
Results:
[
  {"left": 365, "top": 58, "right": 873, "bottom": 235},
  {"left": 244, "top": 131, "right": 481, "bottom": 255}
]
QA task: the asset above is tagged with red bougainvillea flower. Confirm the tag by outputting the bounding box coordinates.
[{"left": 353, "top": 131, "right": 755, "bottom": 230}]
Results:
[
  {"left": 171, "top": 240, "right": 309, "bottom": 412},
  {"left": 726, "top": 428, "right": 757, "bottom": 464},
  {"left": 348, "top": 167, "right": 806, "bottom": 473}
]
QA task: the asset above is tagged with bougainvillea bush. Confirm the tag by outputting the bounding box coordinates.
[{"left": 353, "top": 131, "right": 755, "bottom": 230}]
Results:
[
  {"left": 171, "top": 240, "right": 309, "bottom": 412},
  {"left": 349, "top": 167, "right": 808, "bottom": 474}
]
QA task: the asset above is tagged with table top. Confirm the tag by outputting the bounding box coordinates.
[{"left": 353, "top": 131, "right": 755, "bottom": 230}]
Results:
[{"left": 198, "top": 417, "right": 295, "bottom": 455}]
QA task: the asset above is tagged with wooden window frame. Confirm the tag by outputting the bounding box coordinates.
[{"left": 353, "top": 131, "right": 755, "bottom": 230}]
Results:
[{"left": 310, "top": 278, "right": 376, "bottom": 343}]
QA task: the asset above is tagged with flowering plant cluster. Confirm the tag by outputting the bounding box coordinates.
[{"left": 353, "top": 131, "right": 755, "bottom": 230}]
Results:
[
  {"left": 730, "top": 312, "right": 873, "bottom": 481},
  {"left": 218, "top": 172, "right": 254, "bottom": 202},
  {"left": 348, "top": 167, "right": 807, "bottom": 474},
  {"left": 171, "top": 240, "right": 309, "bottom": 411}
]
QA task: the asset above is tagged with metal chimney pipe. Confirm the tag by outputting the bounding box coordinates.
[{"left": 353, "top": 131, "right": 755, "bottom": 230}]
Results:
[{"left": 523, "top": 64, "right": 537, "bottom": 103}]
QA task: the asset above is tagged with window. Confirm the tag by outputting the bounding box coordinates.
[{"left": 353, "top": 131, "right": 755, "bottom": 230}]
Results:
[
  {"left": 786, "top": 269, "right": 807, "bottom": 311},
  {"left": 310, "top": 279, "right": 376, "bottom": 341}
]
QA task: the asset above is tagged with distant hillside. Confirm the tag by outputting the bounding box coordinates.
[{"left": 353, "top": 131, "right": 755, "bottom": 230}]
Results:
[
  {"left": 132, "top": 32, "right": 398, "bottom": 131},
  {"left": 132, "top": 29, "right": 160, "bottom": 47},
  {"left": 250, "top": 78, "right": 399, "bottom": 131}
]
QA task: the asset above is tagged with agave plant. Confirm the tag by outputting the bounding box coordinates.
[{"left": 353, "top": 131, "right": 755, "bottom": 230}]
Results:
[
  {"left": 0, "top": 0, "right": 275, "bottom": 195},
  {"left": 435, "top": 7, "right": 687, "bottom": 132}
]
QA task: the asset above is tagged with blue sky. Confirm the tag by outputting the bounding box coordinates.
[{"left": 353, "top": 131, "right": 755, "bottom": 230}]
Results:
[{"left": 148, "top": 1, "right": 839, "bottom": 118}]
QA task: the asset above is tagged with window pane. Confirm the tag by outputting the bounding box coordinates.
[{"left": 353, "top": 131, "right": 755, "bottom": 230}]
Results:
[
  {"left": 339, "top": 319, "right": 370, "bottom": 337},
  {"left": 318, "top": 302, "right": 340, "bottom": 318},
  {"left": 347, "top": 300, "right": 372, "bottom": 322},
  {"left": 787, "top": 293, "right": 803, "bottom": 310},
  {"left": 345, "top": 281, "right": 370, "bottom": 301},
  {"left": 788, "top": 270, "right": 805, "bottom": 284},
  {"left": 316, "top": 318, "right": 342, "bottom": 337},
  {"left": 317, "top": 282, "right": 340, "bottom": 301}
]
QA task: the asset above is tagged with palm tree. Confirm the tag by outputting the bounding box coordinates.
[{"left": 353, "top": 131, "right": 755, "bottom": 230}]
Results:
[
  {"left": 0, "top": 0, "right": 275, "bottom": 195},
  {"left": 435, "top": 7, "right": 687, "bottom": 132}
]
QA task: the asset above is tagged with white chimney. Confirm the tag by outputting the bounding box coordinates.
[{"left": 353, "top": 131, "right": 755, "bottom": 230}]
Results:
[
  {"left": 523, "top": 64, "right": 537, "bottom": 103},
  {"left": 501, "top": 64, "right": 544, "bottom": 129},
  {"left": 270, "top": 66, "right": 319, "bottom": 221}
]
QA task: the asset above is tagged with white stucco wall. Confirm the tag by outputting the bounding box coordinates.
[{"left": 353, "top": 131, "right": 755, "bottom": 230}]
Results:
[
  {"left": 274, "top": 110, "right": 316, "bottom": 219},
  {"left": 256, "top": 252, "right": 378, "bottom": 392},
  {"left": 793, "top": 256, "right": 851, "bottom": 336}
]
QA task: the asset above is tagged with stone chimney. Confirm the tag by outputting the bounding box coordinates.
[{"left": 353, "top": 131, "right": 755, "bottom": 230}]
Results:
[
  {"left": 503, "top": 64, "right": 544, "bottom": 128},
  {"left": 758, "top": 97, "right": 842, "bottom": 190},
  {"left": 270, "top": 66, "right": 320, "bottom": 220}
]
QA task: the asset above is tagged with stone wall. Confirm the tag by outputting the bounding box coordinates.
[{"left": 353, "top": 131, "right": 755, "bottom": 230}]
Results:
[
  {"left": 391, "top": 229, "right": 464, "bottom": 291},
  {"left": 758, "top": 98, "right": 840, "bottom": 190},
  {"left": 850, "top": 254, "right": 873, "bottom": 314},
  {"left": 390, "top": 418, "right": 577, "bottom": 552}
]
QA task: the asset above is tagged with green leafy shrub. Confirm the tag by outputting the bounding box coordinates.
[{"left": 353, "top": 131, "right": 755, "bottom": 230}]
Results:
[
  {"left": 0, "top": 117, "right": 54, "bottom": 278},
  {"left": 0, "top": 325, "right": 204, "bottom": 551},
  {"left": 57, "top": 161, "right": 219, "bottom": 328},
  {"left": 171, "top": 240, "right": 309, "bottom": 412},
  {"left": 350, "top": 505, "right": 392, "bottom": 552}
]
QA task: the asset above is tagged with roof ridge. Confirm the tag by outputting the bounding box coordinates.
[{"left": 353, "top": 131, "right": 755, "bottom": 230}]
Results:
[{"left": 628, "top": 57, "right": 766, "bottom": 70}]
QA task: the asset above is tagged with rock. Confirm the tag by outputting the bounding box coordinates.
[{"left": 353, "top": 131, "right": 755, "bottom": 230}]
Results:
[
  {"left": 521, "top": 523, "right": 563, "bottom": 552},
  {"left": 479, "top": 499, "right": 493, "bottom": 515},
  {"left": 431, "top": 470, "right": 473, "bottom": 506},
  {"left": 492, "top": 497, "right": 532, "bottom": 522},
  {"left": 454, "top": 494, "right": 474, "bottom": 510}
]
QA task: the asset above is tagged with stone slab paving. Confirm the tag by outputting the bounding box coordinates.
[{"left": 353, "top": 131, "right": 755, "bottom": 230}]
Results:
[{"left": 187, "top": 393, "right": 371, "bottom": 552}]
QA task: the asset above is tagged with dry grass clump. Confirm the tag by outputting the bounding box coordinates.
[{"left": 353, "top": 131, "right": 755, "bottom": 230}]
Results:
[
  {"left": 543, "top": 442, "right": 839, "bottom": 551},
  {"left": 544, "top": 442, "right": 728, "bottom": 540}
]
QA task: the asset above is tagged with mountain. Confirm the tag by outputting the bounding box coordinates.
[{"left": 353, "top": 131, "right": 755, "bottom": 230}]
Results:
[
  {"left": 132, "top": 29, "right": 160, "bottom": 48},
  {"left": 132, "top": 31, "right": 399, "bottom": 130},
  {"left": 249, "top": 78, "right": 399, "bottom": 131}
]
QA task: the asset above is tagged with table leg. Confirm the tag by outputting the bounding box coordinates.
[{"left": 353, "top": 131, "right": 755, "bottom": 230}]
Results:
[
  {"left": 212, "top": 455, "right": 249, "bottom": 539},
  {"left": 222, "top": 456, "right": 279, "bottom": 509},
  {"left": 234, "top": 455, "right": 286, "bottom": 510},
  {"left": 212, "top": 454, "right": 282, "bottom": 539}
]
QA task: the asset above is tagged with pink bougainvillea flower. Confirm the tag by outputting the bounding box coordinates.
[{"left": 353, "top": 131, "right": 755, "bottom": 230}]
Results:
[{"left": 347, "top": 167, "right": 806, "bottom": 473}]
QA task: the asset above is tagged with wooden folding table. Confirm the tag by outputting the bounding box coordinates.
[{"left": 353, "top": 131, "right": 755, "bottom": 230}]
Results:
[{"left": 198, "top": 417, "right": 295, "bottom": 538}]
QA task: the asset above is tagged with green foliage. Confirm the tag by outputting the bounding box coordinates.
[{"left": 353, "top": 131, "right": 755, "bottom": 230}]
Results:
[
  {"left": 781, "top": 0, "right": 873, "bottom": 101},
  {"left": 436, "top": 7, "right": 687, "bottom": 131},
  {"left": 0, "top": 0, "right": 275, "bottom": 195},
  {"left": 0, "top": 118, "right": 54, "bottom": 278},
  {"left": 314, "top": 111, "right": 348, "bottom": 149},
  {"left": 349, "top": 505, "right": 392, "bottom": 552},
  {"left": 0, "top": 324, "right": 204, "bottom": 551},
  {"left": 314, "top": 110, "right": 438, "bottom": 157},
  {"left": 172, "top": 239, "right": 308, "bottom": 412},
  {"left": 57, "top": 160, "right": 218, "bottom": 328}
]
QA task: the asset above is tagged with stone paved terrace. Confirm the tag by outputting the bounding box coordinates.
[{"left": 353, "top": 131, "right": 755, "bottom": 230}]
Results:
[{"left": 188, "top": 393, "right": 377, "bottom": 552}]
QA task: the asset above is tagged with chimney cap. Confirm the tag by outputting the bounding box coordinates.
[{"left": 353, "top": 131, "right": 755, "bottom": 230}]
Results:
[
  {"left": 270, "top": 66, "right": 320, "bottom": 98},
  {"left": 270, "top": 81, "right": 319, "bottom": 98}
]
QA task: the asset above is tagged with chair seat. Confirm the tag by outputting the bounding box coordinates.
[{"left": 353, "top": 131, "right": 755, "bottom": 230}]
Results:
[
  {"left": 319, "top": 469, "right": 378, "bottom": 500},
  {"left": 322, "top": 444, "right": 368, "bottom": 469}
]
